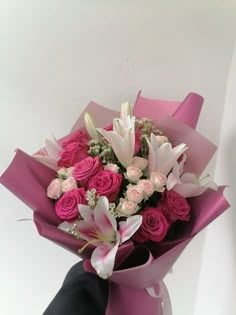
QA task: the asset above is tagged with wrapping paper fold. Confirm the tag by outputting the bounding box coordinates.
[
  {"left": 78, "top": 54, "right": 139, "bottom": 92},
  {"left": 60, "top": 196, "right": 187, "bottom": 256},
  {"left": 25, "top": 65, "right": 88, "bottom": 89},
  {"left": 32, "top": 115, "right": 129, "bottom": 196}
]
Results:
[{"left": 0, "top": 92, "right": 230, "bottom": 315}]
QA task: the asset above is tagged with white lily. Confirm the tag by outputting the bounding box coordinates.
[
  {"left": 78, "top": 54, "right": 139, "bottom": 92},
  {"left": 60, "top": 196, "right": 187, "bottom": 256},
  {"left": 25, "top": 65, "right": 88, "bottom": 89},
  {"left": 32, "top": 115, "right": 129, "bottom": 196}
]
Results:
[
  {"left": 84, "top": 111, "right": 100, "bottom": 140},
  {"left": 98, "top": 103, "right": 135, "bottom": 167},
  {"left": 166, "top": 155, "right": 218, "bottom": 197},
  {"left": 33, "top": 134, "right": 62, "bottom": 170},
  {"left": 76, "top": 196, "right": 142, "bottom": 279},
  {"left": 147, "top": 133, "right": 188, "bottom": 175},
  {"left": 120, "top": 101, "right": 132, "bottom": 127}
]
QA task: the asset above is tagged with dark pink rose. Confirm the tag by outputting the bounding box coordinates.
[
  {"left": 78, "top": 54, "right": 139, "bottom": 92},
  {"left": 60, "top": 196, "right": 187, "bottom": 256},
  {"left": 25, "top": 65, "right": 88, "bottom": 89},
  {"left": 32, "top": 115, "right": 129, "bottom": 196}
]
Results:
[
  {"left": 62, "top": 129, "right": 89, "bottom": 148},
  {"left": 134, "top": 130, "right": 141, "bottom": 154},
  {"left": 88, "top": 170, "right": 122, "bottom": 202},
  {"left": 162, "top": 190, "right": 190, "bottom": 222},
  {"left": 72, "top": 156, "right": 103, "bottom": 187},
  {"left": 58, "top": 142, "right": 89, "bottom": 168},
  {"left": 55, "top": 188, "right": 86, "bottom": 220},
  {"left": 132, "top": 206, "right": 169, "bottom": 243}
]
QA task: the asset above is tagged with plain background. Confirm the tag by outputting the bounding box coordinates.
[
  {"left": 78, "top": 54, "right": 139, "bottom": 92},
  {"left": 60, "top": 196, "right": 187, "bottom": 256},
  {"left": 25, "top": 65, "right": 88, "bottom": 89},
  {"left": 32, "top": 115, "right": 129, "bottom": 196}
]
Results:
[{"left": 0, "top": 1, "right": 235, "bottom": 314}]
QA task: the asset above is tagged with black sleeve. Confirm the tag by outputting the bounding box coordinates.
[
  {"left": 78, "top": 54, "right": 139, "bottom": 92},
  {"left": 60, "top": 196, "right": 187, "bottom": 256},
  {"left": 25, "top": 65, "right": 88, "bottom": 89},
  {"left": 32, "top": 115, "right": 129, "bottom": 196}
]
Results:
[{"left": 43, "top": 262, "right": 109, "bottom": 315}]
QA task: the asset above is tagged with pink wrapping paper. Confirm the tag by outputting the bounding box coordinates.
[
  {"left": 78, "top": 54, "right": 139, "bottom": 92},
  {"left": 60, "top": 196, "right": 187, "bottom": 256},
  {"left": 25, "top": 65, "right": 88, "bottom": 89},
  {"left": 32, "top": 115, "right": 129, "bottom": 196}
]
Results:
[{"left": 0, "top": 92, "right": 230, "bottom": 315}]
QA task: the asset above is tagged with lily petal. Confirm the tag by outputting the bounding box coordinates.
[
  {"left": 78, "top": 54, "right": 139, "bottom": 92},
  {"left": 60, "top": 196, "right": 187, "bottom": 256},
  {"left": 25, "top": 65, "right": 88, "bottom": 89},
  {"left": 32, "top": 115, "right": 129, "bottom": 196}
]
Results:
[
  {"left": 118, "top": 215, "right": 142, "bottom": 244},
  {"left": 84, "top": 112, "right": 100, "bottom": 140},
  {"left": 79, "top": 204, "right": 94, "bottom": 222},
  {"left": 120, "top": 101, "right": 132, "bottom": 126},
  {"left": 91, "top": 239, "right": 120, "bottom": 279},
  {"left": 98, "top": 128, "right": 134, "bottom": 167},
  {"left": 113, "top": 118, "right": 126, "bottom": 136},
  {"left": 166, "top": 172, "right": 181, "bottom": 191},
  {"left": 77, "top": 221, "right": 99, "bottom": 242},
  {"left": 148, "top": 136, "right": 188, "bottom": 175},
  {"left": 157, "top": 142, "right": 188, "bottom": 175},
  {"left": 147, "top": 139, "right": 156, "bottom": 173},
  {"left": 94, "top": 196, "right": 117, "bottom": 239},
  {"left": 173, "top": 181, "right": 218, "bottom": 198},
  {"left": 166, "top": 154, "right": 187, "bottom": 190}
]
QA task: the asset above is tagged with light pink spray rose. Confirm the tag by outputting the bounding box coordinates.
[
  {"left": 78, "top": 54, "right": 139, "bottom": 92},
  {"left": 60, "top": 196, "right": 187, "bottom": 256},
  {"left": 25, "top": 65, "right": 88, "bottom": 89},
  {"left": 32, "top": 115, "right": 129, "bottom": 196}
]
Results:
[
  {"left": 150, "top": 171, "right": 167, "bottom": 192},
  {"left": 126, "top": 166, "right": 142, "bottom": 183},
  {"left": 61, "top": 177, "right": 78, "bottom": 193},
  {"left": 138, "top": 179, "right": 154, "bottom": 197},
  {"left": 116, "top": 198, "right": 138, "bottom": 217},
  {"left": 126, "top": 185, "right": 144, "bottom": 204},
  {"left": 47, "top": 178, "right": 63, "bottom": 199}
]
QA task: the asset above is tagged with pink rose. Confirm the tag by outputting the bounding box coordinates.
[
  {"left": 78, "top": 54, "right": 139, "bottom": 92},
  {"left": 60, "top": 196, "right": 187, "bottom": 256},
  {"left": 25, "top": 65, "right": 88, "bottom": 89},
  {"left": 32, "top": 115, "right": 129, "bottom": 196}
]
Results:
[
  {"left": 88, "top": 170, "right": 122, "bottom": 202},
  {"left": 62, "top": 129, "right": 89, "bottom": 147},
  {"left": 126, "top": 185, "right": 144, "bottom": 203},
  {"left": 72, "top": 156, "right": 103, "bottom": 186},
  {"left": 61, "top": 177, "right": 78, "bottom": 192},
  {"left": 126, "top": 166, "right": 142, "bottom": 183},
  {"left": 150, "top": 171, "right": 167, "bottom": 192},
  {"left": 116, "top": 198, "right": 138, "bottom": 217},
  {"left": 47, "top": 178, "right": 63, "bottom": 199},
  {"left": 162, "top": 190, "right": 190, "bottom": 222},
  {"left": 58, "top": 129, "right": 89, "bottom": 168},
  {"left": 132, "top": 206, "right": 169, "bottom": 243},
  {"left": 138, "top": 179, "right": 154, "bottom": 197},
  {"left": 58, "top": 142, "right": 89, "bottom": 168},
  {"left": 104, "top": 163, "right": 119, "bottom": 173},
  {"left": 55, "top": 188, "right": 86, "bottom": 220},
  {"left": 132, "top": 156, "right": 148, "bottom": 170}
]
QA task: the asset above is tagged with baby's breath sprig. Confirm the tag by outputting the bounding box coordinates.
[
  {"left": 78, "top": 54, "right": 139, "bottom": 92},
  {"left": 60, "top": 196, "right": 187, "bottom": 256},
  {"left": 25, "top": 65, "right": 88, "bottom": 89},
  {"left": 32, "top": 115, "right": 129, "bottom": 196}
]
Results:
[
  {"left": 136, "top": 118, "right": 164, "bottom": 157},
  {"left": 86, "top": 188, "right": 99, "bottom": 208},
  {"left": 136, "top": 117, "right": 163, "bottom": 137},
  {"left": 136, "top": 117, "right": 153, "bottom": 136},
  {"left": 66, "top": 223, "right": 81, "bottom": 239},
  {"left": 57, "top": 168, "right": 69, "bottom": 180},
  {"left": 88, "top": 138, "right": 117, "bottom": 164},
  {"left": 108, "top": 202, "right": 119, "bottom": 218}
]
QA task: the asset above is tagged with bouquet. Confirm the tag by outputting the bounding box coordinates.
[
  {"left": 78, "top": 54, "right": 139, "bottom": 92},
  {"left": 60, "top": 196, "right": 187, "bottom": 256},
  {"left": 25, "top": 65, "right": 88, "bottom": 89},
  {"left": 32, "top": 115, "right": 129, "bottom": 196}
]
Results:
[{"left": 0, "top": 92, "right": 229, "bottom": 315}]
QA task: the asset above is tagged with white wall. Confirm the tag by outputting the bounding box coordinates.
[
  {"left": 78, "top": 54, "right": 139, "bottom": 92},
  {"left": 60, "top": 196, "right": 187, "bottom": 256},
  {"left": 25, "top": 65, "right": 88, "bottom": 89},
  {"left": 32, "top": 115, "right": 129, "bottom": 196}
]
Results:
[
  {"left": 194, "top": 42, "right": 236, "bottom": 315},
  {"left": 0, "top": 1, "right": 235, "bottom": 314}
]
